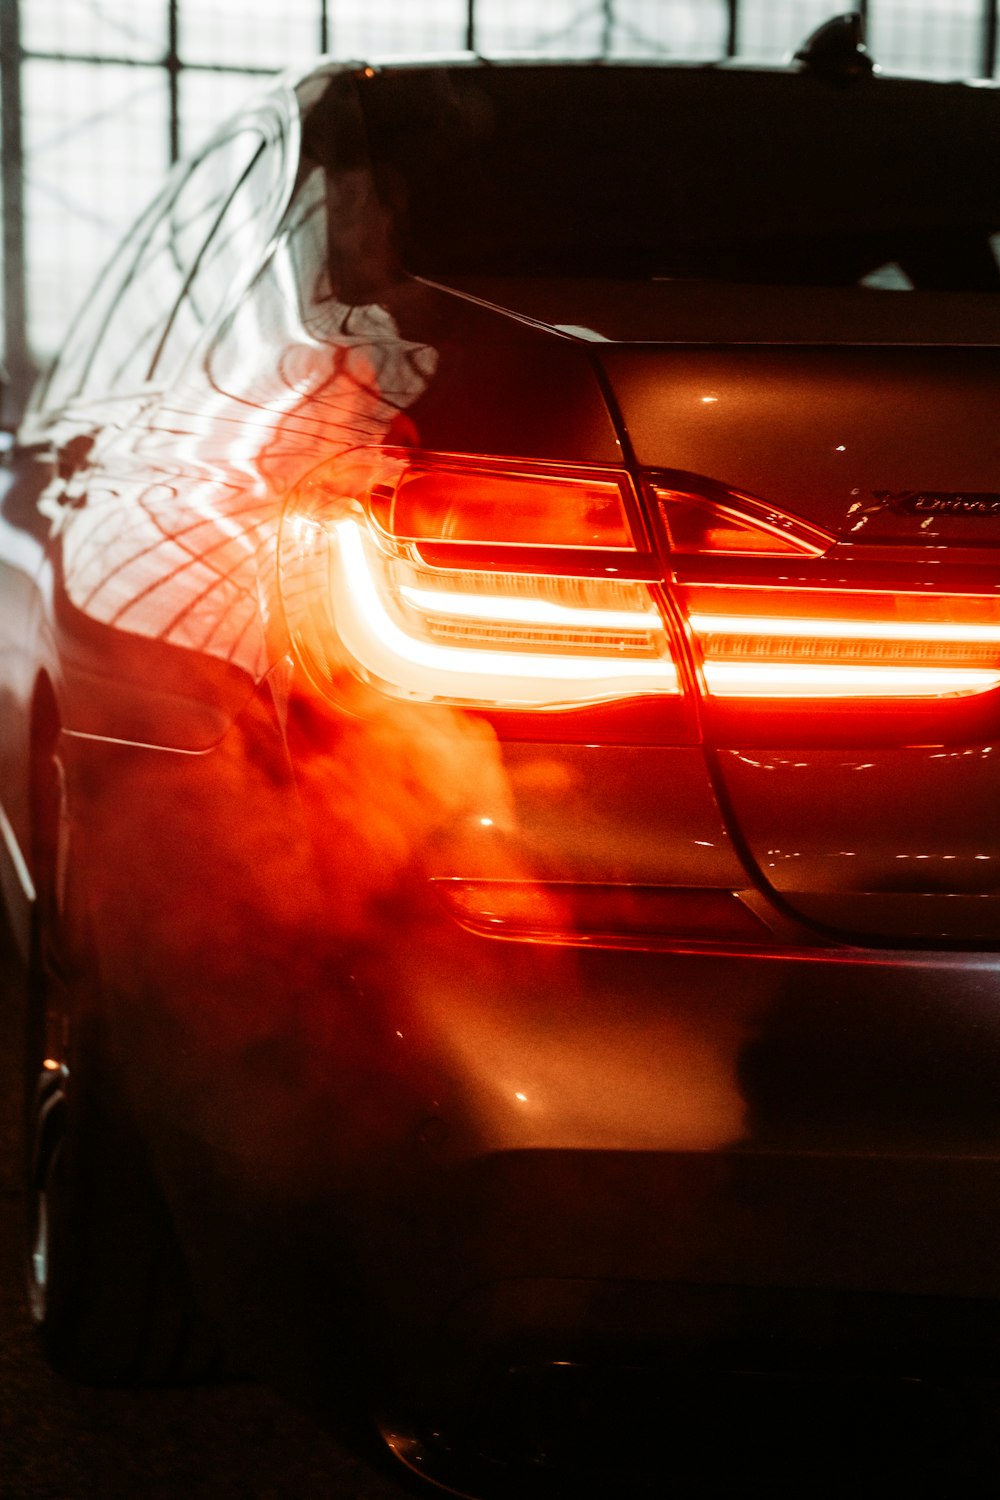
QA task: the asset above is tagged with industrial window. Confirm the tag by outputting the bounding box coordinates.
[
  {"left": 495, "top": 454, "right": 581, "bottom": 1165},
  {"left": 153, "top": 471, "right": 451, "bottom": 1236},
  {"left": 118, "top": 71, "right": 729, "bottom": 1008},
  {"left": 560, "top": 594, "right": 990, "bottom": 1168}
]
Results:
[{"left": 2, "top": 0, "right": 998, "bottom": 404}]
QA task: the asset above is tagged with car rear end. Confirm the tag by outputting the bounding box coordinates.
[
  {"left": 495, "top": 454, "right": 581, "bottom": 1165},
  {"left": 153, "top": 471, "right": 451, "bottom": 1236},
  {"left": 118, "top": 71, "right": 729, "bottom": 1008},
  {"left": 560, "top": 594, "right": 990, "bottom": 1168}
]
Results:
[
  {"left": 42, "top": 55, "right": 998, "bottom": 1492},
  {"left": 223, "top": 56, "right": 1000, "bottom": 1486}
]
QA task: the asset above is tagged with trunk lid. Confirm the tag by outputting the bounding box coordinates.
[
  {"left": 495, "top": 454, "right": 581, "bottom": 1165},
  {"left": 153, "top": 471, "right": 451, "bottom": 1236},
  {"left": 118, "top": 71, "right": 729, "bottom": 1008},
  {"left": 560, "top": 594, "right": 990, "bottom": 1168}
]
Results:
[
  {"left": 440, "top": 276, "right": 1000, "bottom": 945},
  {"left": 600, "top": 337, "right": 1000, "bottom": 944}
]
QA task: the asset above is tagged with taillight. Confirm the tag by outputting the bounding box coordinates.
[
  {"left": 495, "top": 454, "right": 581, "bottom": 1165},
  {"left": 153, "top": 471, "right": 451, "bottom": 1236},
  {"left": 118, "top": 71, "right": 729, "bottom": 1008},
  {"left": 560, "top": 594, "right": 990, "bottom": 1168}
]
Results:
[
  {"left": 367, "top": 452, "right": 635, "bottom": 548},
  {"left": 655, "top": 485, "right": 1000, "bottom": 706},
  {"left": 686, "top": 582, "right": 1000, "bottom": 700},
  {"left": 281, "top": 460, "right": 1000, "bottom": 737},
  {"left": 280, "top": 451, "right": 682, "bottom": 714},
  {"left": 657, "top": 487, "right": 831, "bottom": 559}
]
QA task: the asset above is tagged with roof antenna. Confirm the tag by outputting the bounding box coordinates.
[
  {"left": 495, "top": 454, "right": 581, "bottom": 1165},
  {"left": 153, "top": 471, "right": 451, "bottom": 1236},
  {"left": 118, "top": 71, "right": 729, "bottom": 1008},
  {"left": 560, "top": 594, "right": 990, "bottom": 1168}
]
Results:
[{"left": 794, "top": 12, "right": 877, "bottom": 87}]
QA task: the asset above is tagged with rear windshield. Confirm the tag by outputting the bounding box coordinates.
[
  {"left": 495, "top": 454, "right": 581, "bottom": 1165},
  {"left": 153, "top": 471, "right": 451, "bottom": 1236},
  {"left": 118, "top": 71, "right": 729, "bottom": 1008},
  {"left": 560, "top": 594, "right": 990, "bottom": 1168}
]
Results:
[{"left": 307, "top": 63, "right": 1000, "bottom": 293}]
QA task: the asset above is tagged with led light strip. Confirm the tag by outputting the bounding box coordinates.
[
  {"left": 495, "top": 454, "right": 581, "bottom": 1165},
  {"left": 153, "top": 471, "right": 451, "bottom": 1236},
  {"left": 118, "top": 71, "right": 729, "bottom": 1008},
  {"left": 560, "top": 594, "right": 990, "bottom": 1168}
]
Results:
[
  {"left": 703, "top": 661, "right": 1000, "bottom": 698},
  {"left": 330, "top": 520, "right": 680, "bottom": 704},
  {"left": 690, "top": 612, "right": 1000, "bottom": 644},
  {"left": 399, "top": 583, "right": 662, "bottom": 632}
]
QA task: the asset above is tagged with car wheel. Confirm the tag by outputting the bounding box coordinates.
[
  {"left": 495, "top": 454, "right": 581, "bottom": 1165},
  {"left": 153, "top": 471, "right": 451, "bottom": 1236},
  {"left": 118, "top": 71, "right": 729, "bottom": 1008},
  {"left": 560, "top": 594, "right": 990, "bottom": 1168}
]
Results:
[{"left": 24, "top": 742, "right": 218, "bottom": 1385}]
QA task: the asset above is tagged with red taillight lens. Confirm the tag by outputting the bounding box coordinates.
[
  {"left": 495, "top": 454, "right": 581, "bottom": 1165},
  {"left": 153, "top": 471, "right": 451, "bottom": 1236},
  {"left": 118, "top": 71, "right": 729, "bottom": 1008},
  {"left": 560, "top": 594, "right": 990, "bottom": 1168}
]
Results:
[
  {"left": 282, "top": 457, "right": 1000, "bottom": 725},
  {"left": 654, "top": 483, "right": 1000, "bottom": 704},
  {"left": 684, "top": 582, "right": 1000, "bottom": 700},
  {"left": 657, "top": 488, "right": 831, "bottom": 558},
  {"left": 280, "top": 452, "right": 681, "bottom": 713},
  {"left": 369, "top": 452, "right": 635, "bottom": 548}
]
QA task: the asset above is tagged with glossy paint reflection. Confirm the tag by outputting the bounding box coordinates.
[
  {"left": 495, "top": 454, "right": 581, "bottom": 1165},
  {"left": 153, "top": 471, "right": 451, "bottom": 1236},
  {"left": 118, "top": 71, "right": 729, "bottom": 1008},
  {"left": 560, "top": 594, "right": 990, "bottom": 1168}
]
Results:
[
  {"left": 719, "top": 745, "right": 1000, "bottom": 940},
  {"left": 1, "top": 71, "right": 767, "bottom": 1216}
]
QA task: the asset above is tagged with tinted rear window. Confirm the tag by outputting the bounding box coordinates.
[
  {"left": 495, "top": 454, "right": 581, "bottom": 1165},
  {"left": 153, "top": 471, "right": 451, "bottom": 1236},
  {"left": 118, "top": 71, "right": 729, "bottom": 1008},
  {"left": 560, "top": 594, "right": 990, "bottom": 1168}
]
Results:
[{"left": 327, "top": 64, "right": 1000, "bottom": 292}]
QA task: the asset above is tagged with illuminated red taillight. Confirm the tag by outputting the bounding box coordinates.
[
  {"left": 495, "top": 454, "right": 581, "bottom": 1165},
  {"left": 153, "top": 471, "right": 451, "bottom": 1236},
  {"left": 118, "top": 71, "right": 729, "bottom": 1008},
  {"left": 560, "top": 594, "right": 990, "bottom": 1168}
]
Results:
[
  {"left": 655, "top": 485, "right": 1000, "bottom": 704},
  {"left": 685, "top": 582, "right": 1000, "bottom": 699},
  {"left": 368, "top": 452, "right": 636, "bottom": 548},
  {"left": 657, "top": 487, "right": 830, "bottom": 558},
  {"left": 280, "top": 452, "right": 681, "bottom": 712},
  {"left": 281, "top": 459, "right": 1000, "bottom": 725}
]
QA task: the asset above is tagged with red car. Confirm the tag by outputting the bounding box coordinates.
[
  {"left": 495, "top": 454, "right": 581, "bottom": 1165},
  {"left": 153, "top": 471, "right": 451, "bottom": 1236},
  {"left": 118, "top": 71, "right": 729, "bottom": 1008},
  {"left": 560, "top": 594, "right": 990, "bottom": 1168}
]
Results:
[{"left": 2, "top": 18, "right": 1000, "bottom": 1491}]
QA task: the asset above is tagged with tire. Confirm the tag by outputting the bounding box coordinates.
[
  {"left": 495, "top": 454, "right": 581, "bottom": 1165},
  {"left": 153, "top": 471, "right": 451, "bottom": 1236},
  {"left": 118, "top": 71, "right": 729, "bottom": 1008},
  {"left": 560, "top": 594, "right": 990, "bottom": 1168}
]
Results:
[{"left": 24, "top": 738, "right": 219, "bottom": 1385}]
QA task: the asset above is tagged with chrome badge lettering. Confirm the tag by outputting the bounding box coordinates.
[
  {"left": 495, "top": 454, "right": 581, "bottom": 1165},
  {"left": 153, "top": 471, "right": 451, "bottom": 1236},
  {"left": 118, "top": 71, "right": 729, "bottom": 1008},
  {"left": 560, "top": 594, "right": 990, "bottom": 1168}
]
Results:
[{"left": 871, "top": 490, "right": 1000, "bottom": 517}]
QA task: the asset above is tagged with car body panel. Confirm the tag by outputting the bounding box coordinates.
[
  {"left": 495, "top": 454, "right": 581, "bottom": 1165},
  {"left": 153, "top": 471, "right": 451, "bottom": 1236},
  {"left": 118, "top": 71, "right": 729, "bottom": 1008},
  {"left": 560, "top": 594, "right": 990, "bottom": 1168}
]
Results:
[
  {"left": 0, "top": 478, "right": 44, "bottom": 945},
  {"left": 55, "top": 718, "right": 1000, "bottom": 1339},
  {"left": 716, "top": 745, "right": 1000, "bottom": 941},
  {"left": 601, "top": 344, "right": 1000, "bottom": 544}
]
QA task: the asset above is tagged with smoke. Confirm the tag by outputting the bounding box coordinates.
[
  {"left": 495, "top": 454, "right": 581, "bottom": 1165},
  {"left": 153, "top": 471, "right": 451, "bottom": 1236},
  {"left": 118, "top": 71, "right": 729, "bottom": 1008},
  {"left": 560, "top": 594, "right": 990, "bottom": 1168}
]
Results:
[{"left": 70, "top": 667, "right": 764, "bottom": 1217}]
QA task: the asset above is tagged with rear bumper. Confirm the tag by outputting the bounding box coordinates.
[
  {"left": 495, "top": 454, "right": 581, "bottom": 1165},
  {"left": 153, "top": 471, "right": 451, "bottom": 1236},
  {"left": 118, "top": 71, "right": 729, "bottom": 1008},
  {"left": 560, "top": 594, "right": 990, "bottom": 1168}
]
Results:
[
  {"left": 58, "top": 710, "right": 1000, "bottom": 1399},
  {"left": 373, "top": 1145, "right": 1000, "bottom": 1491},
  {"left": 381, "top": 1326, "right": 985, "bottom": 1498},
  {"left": 359, "top": 1147, "right": 1000, "bottom": 1414}
]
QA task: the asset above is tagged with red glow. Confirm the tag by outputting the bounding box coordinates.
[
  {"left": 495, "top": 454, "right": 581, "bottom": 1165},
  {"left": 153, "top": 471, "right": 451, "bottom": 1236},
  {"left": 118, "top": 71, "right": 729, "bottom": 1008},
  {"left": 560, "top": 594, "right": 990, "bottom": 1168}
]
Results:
[
  {"left": 682, "top": 583, "right": 1000, "bottom": 700},
  {"left": 367, "top": 452, "right": 637, "bottom": 548},
  {"left": 435, "top": 879, "right": 772, "bottom": 946},
  {"left": 655, "top": 487, "right": 832, "bottom": 557},
  {"left": 281, "top": 453, "right": 679, "bottom": 714},
  {"left": 702, "top": 661, "right": 999, "bottom": 698}
]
